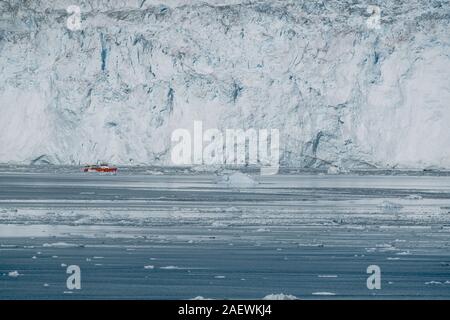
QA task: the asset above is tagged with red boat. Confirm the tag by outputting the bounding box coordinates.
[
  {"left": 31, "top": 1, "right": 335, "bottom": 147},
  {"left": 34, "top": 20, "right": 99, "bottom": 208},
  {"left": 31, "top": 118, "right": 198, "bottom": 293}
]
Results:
[{"left": 83, "top": 164, "right": 117, "bottom": 173}]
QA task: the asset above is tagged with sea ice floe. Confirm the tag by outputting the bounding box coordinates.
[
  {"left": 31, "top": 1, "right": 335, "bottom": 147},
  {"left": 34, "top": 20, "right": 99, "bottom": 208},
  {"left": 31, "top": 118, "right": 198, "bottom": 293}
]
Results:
[
  {"left": 160, "top": 266, "right": 183, "bottom": 270},
  {"left": 43, "top": 242, "right": 80, "bottom": 248},
  {"left": 8, "top": 271, "right": 21, "bottom": 277}
]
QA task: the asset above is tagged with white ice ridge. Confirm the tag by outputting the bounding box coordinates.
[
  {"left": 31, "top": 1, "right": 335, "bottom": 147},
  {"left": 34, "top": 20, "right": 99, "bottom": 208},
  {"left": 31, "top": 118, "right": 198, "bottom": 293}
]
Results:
[{"left": 0, "top": 0, "right": 449, "bottom": 169}]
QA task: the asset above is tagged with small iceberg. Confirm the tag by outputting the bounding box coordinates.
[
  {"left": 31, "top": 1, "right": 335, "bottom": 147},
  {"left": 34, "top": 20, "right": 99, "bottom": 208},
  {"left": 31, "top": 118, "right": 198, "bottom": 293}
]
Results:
[
  {"left": 8, "top": 271, "right": 21, "bottom": 277},
  {"left": 262, "top": 293, "right": 299, "bottom": 300}
]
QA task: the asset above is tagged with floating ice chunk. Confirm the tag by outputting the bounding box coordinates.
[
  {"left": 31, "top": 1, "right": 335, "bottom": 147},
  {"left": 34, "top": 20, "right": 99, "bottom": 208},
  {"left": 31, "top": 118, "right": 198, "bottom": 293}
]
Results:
[
  {"left": 145, "top": 170, "right": 163, "bottom": 175},
  {"left": 405, "top": 194, "right": 423, "bottom": 200},
  {"left": 425, "top": 281, "right": 442, "bottom": 285},
  {"left": 262, "top": 293, "right": 299, "bottom": 300},
  {"left": 191, "top": 296, "right": 214, "bottom": 300},
  {"left": 8, "top": 271, "right": 20, "bottom": 277},
  {"left": 214, "top": 275, "right": 226, "bottom": 279},
  {"left": 312, "top": 292, "right": 336, "bottom": 296},
  {"left": 378, "top": 201, "right": 403, "bottom": 211},
  {"left": 375, "top": 243, "right": 396, "bottom": 252},
  {"left": 160, "top": 266, "right": 183, "bottom": 270},
  {"left": 43, "top": 242, "right": 81, "bottom": 248},
  {"left": 144, "top": 265, "right": 154, "bottom": 269},
  {"left": 217, "top": 172, "right": 258, "bottom": 188},
  {"left": 211, "top": 221, "right": 228, "bottom": 228}
]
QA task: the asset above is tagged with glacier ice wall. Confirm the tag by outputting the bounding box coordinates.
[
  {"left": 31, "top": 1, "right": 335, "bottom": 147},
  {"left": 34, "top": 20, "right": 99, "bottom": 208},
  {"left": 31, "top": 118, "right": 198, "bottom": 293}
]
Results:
[{"left": 0, "top": 0, "right": 449, "bottom": 168}]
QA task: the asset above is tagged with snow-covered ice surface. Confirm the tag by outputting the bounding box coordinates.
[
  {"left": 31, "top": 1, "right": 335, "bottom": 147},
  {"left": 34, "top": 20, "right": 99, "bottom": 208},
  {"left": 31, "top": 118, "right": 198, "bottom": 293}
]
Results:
[
  {"left": 0, "top": 0, "right": 449, "bottom": 169},
  {"left": 1, "top": 167, "right": 450, "bottom": 299}
]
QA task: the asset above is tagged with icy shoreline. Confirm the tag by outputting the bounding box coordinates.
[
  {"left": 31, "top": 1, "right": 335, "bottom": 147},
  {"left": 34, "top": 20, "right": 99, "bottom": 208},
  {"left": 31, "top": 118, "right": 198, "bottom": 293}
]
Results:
[{"left": 1, "top": 164, "right": 450, "bottom": 177}]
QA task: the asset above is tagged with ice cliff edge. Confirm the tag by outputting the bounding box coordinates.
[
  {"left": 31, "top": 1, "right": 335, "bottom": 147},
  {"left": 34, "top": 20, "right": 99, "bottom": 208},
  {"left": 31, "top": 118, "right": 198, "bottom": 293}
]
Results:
[{"left": 0, "top": 0, "right": 449, "bottom": 169}]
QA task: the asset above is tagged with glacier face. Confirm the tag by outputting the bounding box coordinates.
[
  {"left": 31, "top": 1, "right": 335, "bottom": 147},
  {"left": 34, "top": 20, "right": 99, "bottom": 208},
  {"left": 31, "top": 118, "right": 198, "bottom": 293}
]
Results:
[{"left": 0, "top": 0, "right": 449, "bottom": 169}]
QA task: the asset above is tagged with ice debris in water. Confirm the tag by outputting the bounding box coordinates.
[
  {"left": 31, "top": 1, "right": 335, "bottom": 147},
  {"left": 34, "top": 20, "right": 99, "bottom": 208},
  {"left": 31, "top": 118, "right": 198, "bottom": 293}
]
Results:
[
  {"left": 217, "top": 172, "right": 258, "bottom": 188},
  {"left": 262, "top": 293, "right": 299, "bottom": 300},
  {"left": 43, "top": 242, "right": 81, "bottom": 248},
  {"left": 378, "top": 201, "right": 403, "bottom": 211},
  {"left": 312, "top": 292, "right": 336, "bottom": 296},
  {"left": 405, "top": 194, "right": 423, "bottom": 200},
  {"left": 8, "top": 271, "right": 21, "bottom": 277},
  {"left": 191, "top": 296, "right": 214, "bottom": 300}
]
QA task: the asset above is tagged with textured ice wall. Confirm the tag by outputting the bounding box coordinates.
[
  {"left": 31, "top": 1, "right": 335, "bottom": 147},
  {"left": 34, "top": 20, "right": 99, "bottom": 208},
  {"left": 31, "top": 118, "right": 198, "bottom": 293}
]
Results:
[{"left": 0, "top": 0, "right": 449, "bottom": 168}]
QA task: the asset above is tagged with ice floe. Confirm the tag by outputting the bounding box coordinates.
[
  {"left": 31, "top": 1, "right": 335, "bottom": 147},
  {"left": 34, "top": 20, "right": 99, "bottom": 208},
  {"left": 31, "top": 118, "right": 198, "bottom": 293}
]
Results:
[{"left": 262, "top": 293, "right": 299, "bottom": 300}]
